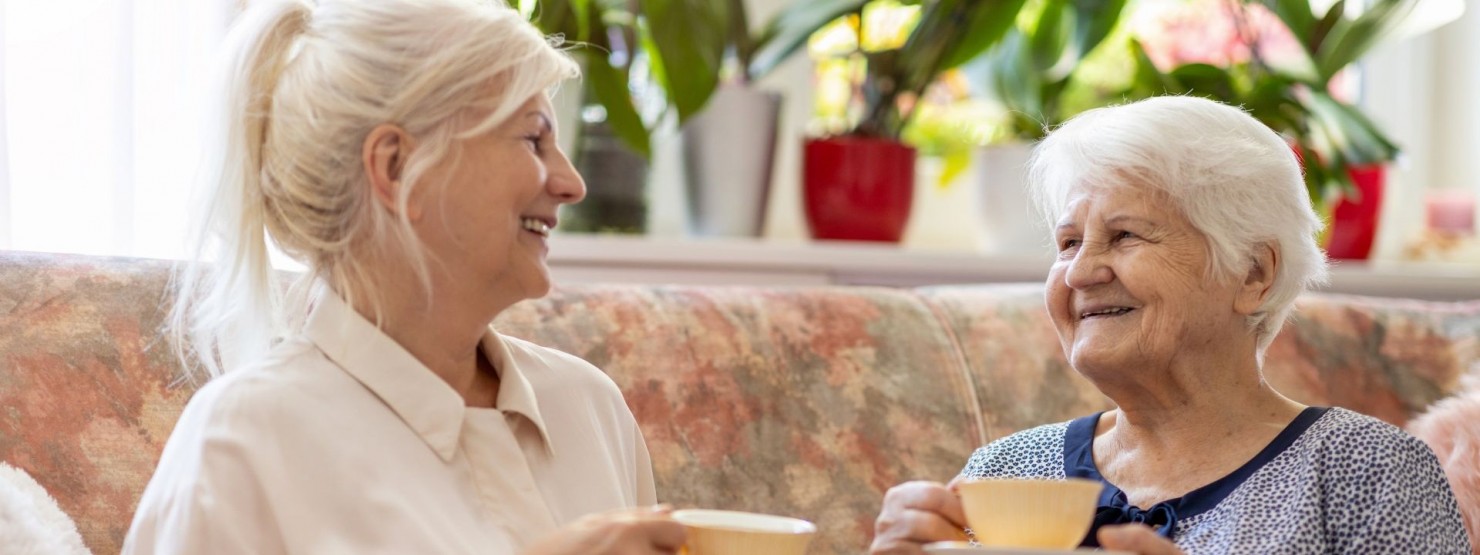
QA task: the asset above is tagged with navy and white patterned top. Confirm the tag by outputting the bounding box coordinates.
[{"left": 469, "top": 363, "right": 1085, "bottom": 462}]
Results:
[{"left": 961, "top": 407, "right": 1473, "bottom": 554}]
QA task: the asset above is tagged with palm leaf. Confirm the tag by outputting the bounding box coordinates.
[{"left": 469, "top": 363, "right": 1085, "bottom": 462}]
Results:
[
  {"left": 585, "top": 58, "right": 651, "bottom": 158},
  {"left": 1303, "top": 90, "right": 1399, "bottom": 164},
  {"left": 1260, "top": 0, "right": 1317, "bottom": 49},
  {"left": 749, "top": 0, "right": 869, "bottom": 81},
  {"left": 1069, "top": 0, "right": 1128, "bottom": 61},
  {"left": 641, "top": 0, "right": 728, "bottom": 122},
  {"left": 1315, "top": 0, "right": 1411, "bottom": 81},
  {"left": 937, "top": 0, "right": 1030, "bottom": 71}
]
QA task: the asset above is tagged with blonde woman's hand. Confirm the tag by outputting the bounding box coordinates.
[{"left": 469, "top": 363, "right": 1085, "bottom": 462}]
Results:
[
  {"left": 869, "top": 479, "right": 970, "bottom": 554},
  {"left": 1097, "top": 524, "right": 1186, "bottom": 555},
  {"left": 523, "top": 505, "right": 687, "bottom": 555}
]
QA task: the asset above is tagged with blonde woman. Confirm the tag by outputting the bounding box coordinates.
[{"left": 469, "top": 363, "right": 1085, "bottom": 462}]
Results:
[{"left": 123, "top": 1, "right": 684, "bottom": 553}]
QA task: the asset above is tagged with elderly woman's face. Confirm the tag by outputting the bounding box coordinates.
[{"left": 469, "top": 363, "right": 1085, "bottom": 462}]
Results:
[{"left": 1045, "top": 184, "right": 1248, "bottom": 378}]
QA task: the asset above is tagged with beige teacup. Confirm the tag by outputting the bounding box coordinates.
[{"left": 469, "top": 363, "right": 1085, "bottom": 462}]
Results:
[
  {"left": 671, "top": 509, "right": 816, "bottom": 555},
  {"left": 956, "top": 477, "right": 1104, "bottom": 549}
]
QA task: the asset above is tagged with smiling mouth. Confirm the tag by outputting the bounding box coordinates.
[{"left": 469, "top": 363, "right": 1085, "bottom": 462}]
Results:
[
  {"left": 1080, "top": 307, "right": 1135, "bottom": 320},
  {"left": 521, "top": 217, "right": 552, "bottom": 237}
]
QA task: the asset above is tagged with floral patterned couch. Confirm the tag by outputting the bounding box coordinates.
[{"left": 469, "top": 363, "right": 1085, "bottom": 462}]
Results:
[{"left": 2, "top": 250, "right": 1477, "bottom": 554}]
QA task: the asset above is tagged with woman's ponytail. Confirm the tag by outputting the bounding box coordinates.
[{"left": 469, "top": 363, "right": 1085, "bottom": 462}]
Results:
[{"left": 170, "top": 0, "right": 311, "bottom": 382}]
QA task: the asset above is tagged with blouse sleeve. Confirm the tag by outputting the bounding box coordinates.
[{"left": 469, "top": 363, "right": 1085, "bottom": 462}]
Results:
[
  {"left": 122, "top": 383, "right": 286, "bottom": 555},
  {"left": 633, "top": 417, "right": 659, "bottom": 507},
  {"left": 1320, "top": 426, "right": 1473, "bottom": 554},
  {"left": 958, "top": 422, "right": 1070, "bottom": 480}
]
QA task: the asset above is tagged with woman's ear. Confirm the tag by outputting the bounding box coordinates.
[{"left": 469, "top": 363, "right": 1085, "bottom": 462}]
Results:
[
  {"left": 362, "top": 124, "right": 421, "bottom": 220},
  {"left": 1235, "top": 242, "right": 1279, "bottom": 315}
]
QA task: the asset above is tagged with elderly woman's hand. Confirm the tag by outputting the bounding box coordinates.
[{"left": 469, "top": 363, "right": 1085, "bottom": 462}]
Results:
[
  {"left": 869, "top": 480, "right": 970, "bottom": 554},
  {"left": 523, "top": 505, "right": 687, "bottom": 555},
  {"left": 1097, "top": 524, "right": 1186, "bottom": 555}
]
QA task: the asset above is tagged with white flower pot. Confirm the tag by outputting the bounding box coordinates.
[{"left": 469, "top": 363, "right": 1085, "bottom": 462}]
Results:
[{"left": 975, "top": 143, "right": 1050, "bottom": 255}]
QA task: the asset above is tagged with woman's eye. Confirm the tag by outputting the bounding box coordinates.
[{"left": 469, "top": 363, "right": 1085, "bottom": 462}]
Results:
[
  {"left": 1059, "top": 238, "right": 1081, "bottom": 251},
  {"left": 524, "top": 135, "right": 545, "bottom": 154}
]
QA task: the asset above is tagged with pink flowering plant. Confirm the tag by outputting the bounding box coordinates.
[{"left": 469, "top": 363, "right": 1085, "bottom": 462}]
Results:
[{"left": 1127, "top": 0, "right": 1411, "bottom": 204}]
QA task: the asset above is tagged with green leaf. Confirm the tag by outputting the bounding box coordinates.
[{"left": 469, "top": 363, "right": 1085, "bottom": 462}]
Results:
[
  {"left": 749, "top": 0, "right": 869, "bottom": 80},
  {"left": 1303, "top": 90, "right": 1399, "bottom": 164},
  {"left": 640, "top": 0, "right": 728, "bottom": 123},
  {"left": 571, "top": 0, "right": 591, "bottom": 41},
  {"left": 938, "top": 150, "right": 974, "bottom": 190},
  {"left": 1240, "top": 74, "right": 1305, "bottom": 131},
  {"left": 1261, "top": 0, "right": 1317, "bottom": 48},
  {"left": 897, "top": 0, "right": 970, "bottom": 95},
  {"left": 727, "top": 0, "right": 755, "bottom": 73},
  {"left": 1167, "top": 63, "right": 1239, "bottom": 101},
  {"left": 1028, "top": 0, "right": 1069, "bottom": 72},
  {"left": 987, "top": 31, "right": 1045, "bottom": 119},
  {"left": 936, "top": 0, "right": 1030, "bottom": 70},
  {"left": 533, "top": 0, "right": 575, "bottom": 37},
  {"left": 1307, "top": 1, "right": 1344, "bottom": 57},
  {"left": 1127, "top": 39, "right": 1177, "bottom": 98},
  {"left": 1315, "top": 0, "right": 1409, "bottom": 81},
  {"left": 585, "top": 56, "right": 651, "bottom": 159},
  {"left": 1068, "top": 0, "right": 1127, "bottom": 61}
]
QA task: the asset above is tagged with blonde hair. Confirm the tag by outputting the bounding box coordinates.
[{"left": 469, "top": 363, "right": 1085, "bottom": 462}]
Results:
[
  {"left": 170, "top": 0, "right": 579, "bottom": 382},
  {"left": 1030, "top": 96, "right": 1329, "bottom": 362}
]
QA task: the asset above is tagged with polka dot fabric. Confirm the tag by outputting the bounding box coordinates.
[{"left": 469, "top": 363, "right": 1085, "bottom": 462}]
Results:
[{"left": 959, "top": 408, "right": 1473, "bottom": 553}]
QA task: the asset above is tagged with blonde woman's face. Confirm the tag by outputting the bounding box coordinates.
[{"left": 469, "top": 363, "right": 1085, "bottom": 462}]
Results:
[{"left": 417, "top": 94, "right": 586, "bottom": 307}]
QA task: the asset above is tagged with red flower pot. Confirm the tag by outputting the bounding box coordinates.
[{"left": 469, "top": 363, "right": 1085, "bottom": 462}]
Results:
[
  {"left": 1326, "top": 164, "right": 1385, "bottom": 260},
  {"left": 803, "top": 136, "right": 915, "bottom": 242}
]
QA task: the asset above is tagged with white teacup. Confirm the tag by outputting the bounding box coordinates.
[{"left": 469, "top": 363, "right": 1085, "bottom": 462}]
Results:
[
  {"left": 671, "top": 509, "right": 817, "bottom": 555},
  {"left": 956, "top": 477, "right": 1104, "bottom": 549}
]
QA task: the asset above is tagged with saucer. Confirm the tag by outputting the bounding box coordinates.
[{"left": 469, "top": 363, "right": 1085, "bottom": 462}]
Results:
[{"left": 923, "top": 541, "right": 1132, "bottom": 554}]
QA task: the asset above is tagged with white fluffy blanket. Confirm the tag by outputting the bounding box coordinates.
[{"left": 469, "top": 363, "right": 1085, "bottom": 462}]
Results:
[{"left": 0, "top": 461, "right": 90, "bottom": 555}]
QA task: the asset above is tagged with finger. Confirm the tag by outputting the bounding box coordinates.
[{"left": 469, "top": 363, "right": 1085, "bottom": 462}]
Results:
[
  {"left": 647, "top": 503, "right": 674, "bottom": 516},
  {"left": 638, "top": 518, "right": 688, "bottom": 550},
  {"left": 945, "top": 475, "right": 967, "bottom": 490},
  {"left": 1098, "top": 524, "right": 1184, "bottom": 555},
  {"left": 877, "top": 508, "right": 969, "bottom": 544},
  {"left": 607, "top": 505, "right": 671, "bottom": 523},
  {"left": 905, "top": 509, "right": 969, "bottom": 543},
  {"left": 869, "top": 540, "right": 928, "bottom": 555},
  {"left": 891, "top": 482, "right": 968, "bottom": 529}
]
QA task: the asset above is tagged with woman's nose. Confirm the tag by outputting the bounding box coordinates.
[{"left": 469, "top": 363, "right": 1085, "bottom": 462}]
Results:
[
  {"left": 548, "top": 149, "right": 586, "bottom": 204},
  {"left": 1063, "top": 245, "right": 1113, "bottom": 289}
]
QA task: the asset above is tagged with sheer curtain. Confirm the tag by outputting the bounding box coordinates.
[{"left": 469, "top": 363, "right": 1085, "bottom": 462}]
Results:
[{"left": 0, "top": 0, "right": 233, "bottom": 259}]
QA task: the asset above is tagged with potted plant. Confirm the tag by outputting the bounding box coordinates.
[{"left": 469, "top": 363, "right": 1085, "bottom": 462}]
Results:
[
  {"left": 1122, "top": 0, "right": 1443, "bottom": 259},
  {"left": 965, "top": 0, "right": 1130, "bottom": 253},
  {"left": 768, "top": 0, "right": 1028, "bottom": 243},
  {"left": 530, "top": 0, "right": 831, "bottom": 237},
  {"left": 528, "top": 0, "right": 656, "bottom": 233},
  {"left": 639, "top": 0, "right": 799, "bottom": 238}
]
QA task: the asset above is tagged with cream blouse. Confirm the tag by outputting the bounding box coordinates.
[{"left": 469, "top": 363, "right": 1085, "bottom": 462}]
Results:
[{"left": 125, "top": 292, "right": 657, "bottom": 554}]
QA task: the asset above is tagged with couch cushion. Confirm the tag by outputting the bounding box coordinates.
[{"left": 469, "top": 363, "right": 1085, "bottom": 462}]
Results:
[
  {"left": 493, "top": 285, "right": 980, "bottom": 555},
  {"left": 0, "top": 252, "right": 188, "bottom": 555},
  {"left": 913, "top": 284, "right": 1115, "bottom": 443},
  {"left": 1267, "top": 294, "right": 1480, "bottom": 425}
]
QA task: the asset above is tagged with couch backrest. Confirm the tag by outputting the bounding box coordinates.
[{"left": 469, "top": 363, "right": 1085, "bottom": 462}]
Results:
[
  {"left": 918, "top": 286, "right": 1480, "bottom": 433},
  {"left": 492, "top": 285, "right": 982, "bottom": 555},
  {"left": 2, "top": 251, "right": 1477, "bottom": 554}
]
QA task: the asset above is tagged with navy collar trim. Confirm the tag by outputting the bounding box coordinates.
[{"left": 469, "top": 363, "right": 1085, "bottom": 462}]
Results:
[{"left": 1063, "top": 406, "right": 1330, "bottom": 522}]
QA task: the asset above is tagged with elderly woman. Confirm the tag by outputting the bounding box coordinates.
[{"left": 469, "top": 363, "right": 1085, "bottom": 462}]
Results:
[
  {"left": 870, "top": 96, "right": 1472, "bottom": 554},
  {"left": 123, "top": 1, "right": 683, "bottom": 554}
]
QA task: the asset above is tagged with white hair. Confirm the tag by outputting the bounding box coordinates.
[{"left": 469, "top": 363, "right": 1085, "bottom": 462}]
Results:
[
  {"left": 170, "top": 0, "right": 579, "bottom": 382},
  {"left": 1029, "top": 95, "right": 1329, "bottom": 361}
]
